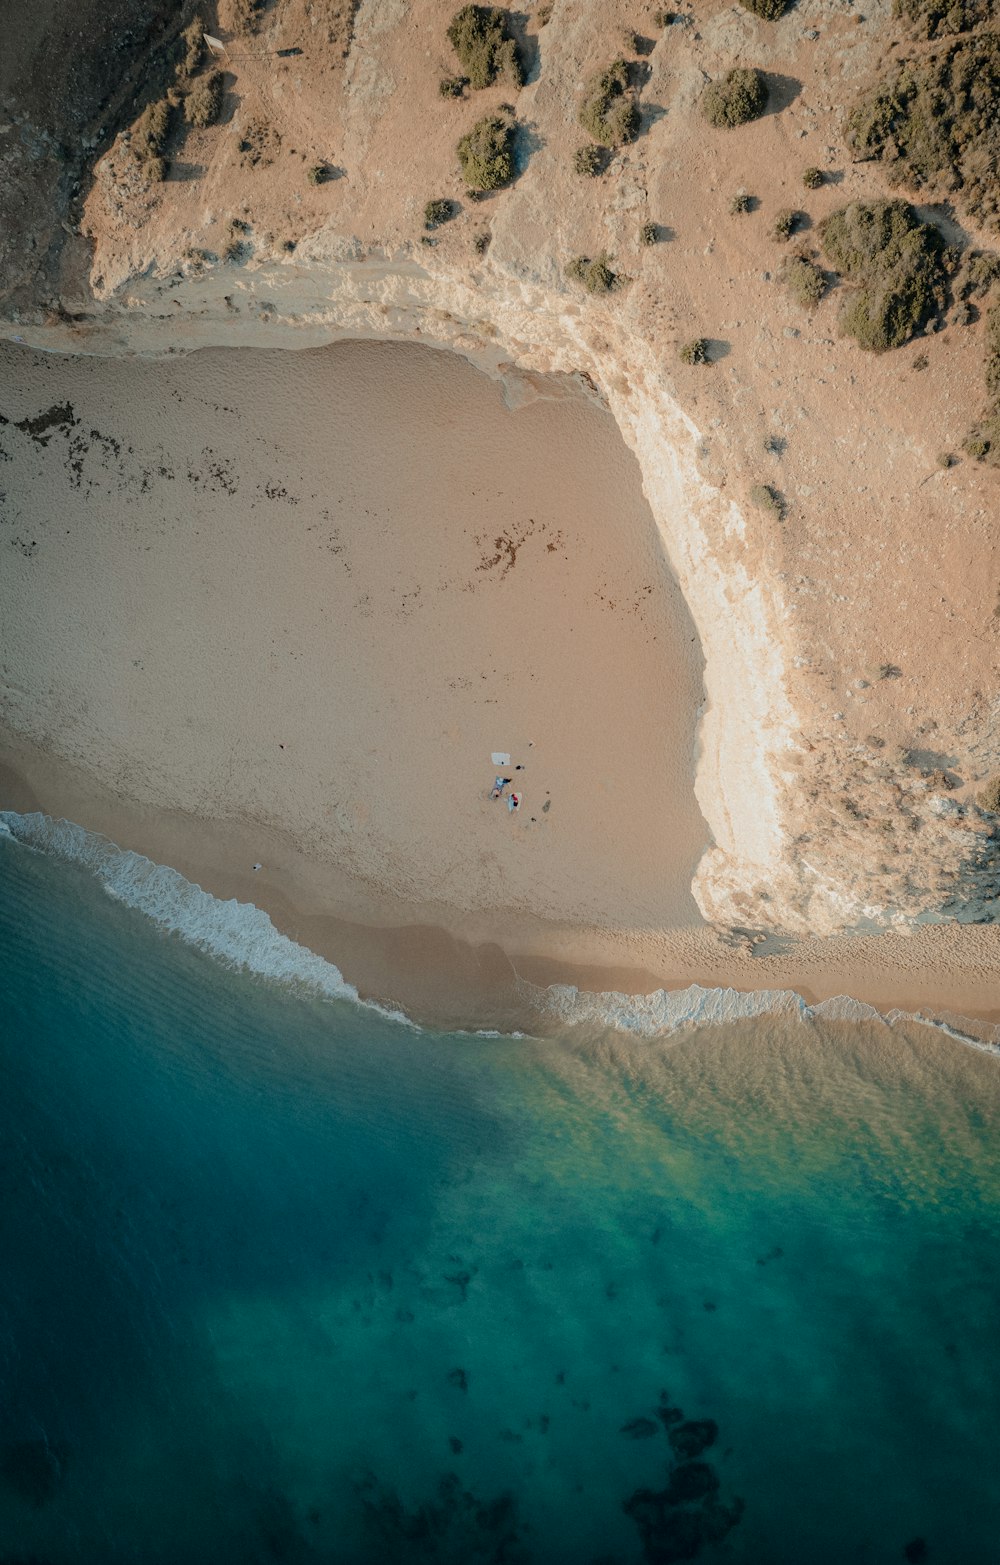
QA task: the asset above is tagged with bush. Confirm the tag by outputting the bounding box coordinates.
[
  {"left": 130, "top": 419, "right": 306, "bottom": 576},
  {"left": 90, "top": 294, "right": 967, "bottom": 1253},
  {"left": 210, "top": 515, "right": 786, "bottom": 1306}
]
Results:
[
  {"left": 749, "top": 482, "right": 784, "bottom": 515},
  {"left": 819, "top": 198, "right": 947, "bottom": 351},
  {"left": 424, "top": 197, "right": 456, "bottom": 228},
  {"left": 307, "top": 163, "right": 329, "bottom": 185},
  {"left": 457, "top": 112, "right": 516, "bottom": 189},
  {"left": 133, "top": 98, "right": 172, "bottom": 179},
  {"left": 473, "top": 231, "right": 491, "bottom": 254},
  {"left": 937, "top": 450, "right": 956, "bottom": 467},
  {"left": 184, "top": 71, "right": 224, "bottom": 128},
  {"left": 578, "top": 60, "right": 640, "bottom": 147},
  {"left": 783, "top": 255, "right": 826, "bottom": 308},
  {"left": 447, "top": 6, "right": 522, "bottom": 90},
  {"left": 772, "top": 208, "right": 799, "bottom": 241},
  {"left": 702, "top": 67, "right": 768, "bottom": 129},
  {"left": 537, "top": 3, "right": 553, "bottom": 22},
  {"left": 978, "top": 775, "right": 1000, "bottom": 811},
  {"left": 802, "top": 166, "right": 824, "bottom": 189},
  {"left": 739, "top": 0, "right": 788, "bottom": 15},
  {"left": 845, "top": 37, "right": 1000, "bottom": 232},
  {"left": 729, "top": 191, "right": 753, "bottom": 214},
  {"left": 178, "top": 18, "right": 204, "bottom": 78},
  {"left": 679, "top": 337, "right": 709, "bottom": 364},
  {"left": 640, "top": 221, "right": 658, "bottom": 245},
  {"left": 573, "top": 143, "right": 606, "bottom": 176},
  {"left": 229, "top": 0, "right": 264, "bottom": 34},
  {"left": 565, "top": 253, "right": 619, "bottom": 294}
]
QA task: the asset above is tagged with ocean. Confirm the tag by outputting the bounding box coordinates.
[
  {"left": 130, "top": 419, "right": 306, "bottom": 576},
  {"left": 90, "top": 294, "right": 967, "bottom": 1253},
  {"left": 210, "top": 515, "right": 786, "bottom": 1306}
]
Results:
[{"left": 1, "top": 814, "right": 999, "bottom": 1564}]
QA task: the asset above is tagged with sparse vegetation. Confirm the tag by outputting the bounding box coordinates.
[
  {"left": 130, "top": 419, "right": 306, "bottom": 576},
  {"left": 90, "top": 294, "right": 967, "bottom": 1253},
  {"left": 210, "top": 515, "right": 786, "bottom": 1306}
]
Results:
[
  {"left": 772, "top": 207, "right": 799, "bottom": 241},
  {"left": 565, "top": 252, "right": 620, "bottom": 294},
  {"left": 702, "top": 67, "right": 768, "bottom": 129},
  {"left": 653, "top": 9, "right": 676, "bottom": 25},
  {"left": 439, "top": 75, "right": 467, "bottom": 97},
  {"left": 819, "top": 198, "right": 948, "bottom": 351},
  {"left": 845, "top": 36, "right": 1000, "bottom": 232},
  {"left": 457, "top": 111, "right": 516, "bottom": 190},
  {"left": 184, "top": 70, "right": 224, "bottom": 129},
  {"left": 229, "top": 0, "right": 265, "bottom": 35},
  {"left": 802, "top": 165, "right": 824, "bottom": 189},
  {"left": 424, "top": 197, "right": 456, "bottom": 228},
  {"left": 307, "top": 163, "right": 329, "bottom": 185},
  {"left": 749, "top": 482, "right": 784, "bottom": 515},
  {"left": 640, "top": 221, "right": 658, "bottom": 245},
  {"left": 958, "top": 250, "right": 1000, "bottom": 299},
  {"left": 178, "top": 18, "right": 205, "bottom": 78},
  {"left": 783, "top": 254, "right": 826, "bottom": 308},
  {"left": 912, "top": 351, "right": 929, "bottom": 371},
  {"left": 729, "top": 191, "right": 753, "bottom": 214},
  {"left": 937, "top": 450, "right": 956, "bottom": 467},
  {"left": 578, "top": 60, "right": 640, "bottom": 147},
  {"left": 679, "top": 337, "right": 709, "bottom": 364},
  {"left": 473, "top": 231, "right": 491, "bottom": 254},
  {"left": 964, "top": 433, "right": 991, "bottom": 459},
  {"left": 893, "top": 0, "right": 993, "bottom": 41},
  {"left": 740, "top": 0, "right": 788, "bottom": 15},
  {"left": 537, "top": 3, "right": 553, "bottom": 22},
  {"left": 573, "top": 143, "right": 606, "bottom": 176},
  {"left": 447, "top": 6, "right": 522, "bottom": 90}
]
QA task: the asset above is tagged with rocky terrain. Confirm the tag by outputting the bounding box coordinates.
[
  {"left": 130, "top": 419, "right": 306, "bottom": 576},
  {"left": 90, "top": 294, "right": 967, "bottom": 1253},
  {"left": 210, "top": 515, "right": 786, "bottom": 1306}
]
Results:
[{"left": 3, "top": 0, "right": 1000, "bottom": 939}]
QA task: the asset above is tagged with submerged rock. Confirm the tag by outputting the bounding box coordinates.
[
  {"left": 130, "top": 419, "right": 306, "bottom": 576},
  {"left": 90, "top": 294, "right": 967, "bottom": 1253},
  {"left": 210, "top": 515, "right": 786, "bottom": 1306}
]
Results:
[
  {"left": 621, "top": 1416, "right": 660, "bottom": 1439},
  {"left": 668, "top": 1419, "right": 719, "bottom": 1460}
]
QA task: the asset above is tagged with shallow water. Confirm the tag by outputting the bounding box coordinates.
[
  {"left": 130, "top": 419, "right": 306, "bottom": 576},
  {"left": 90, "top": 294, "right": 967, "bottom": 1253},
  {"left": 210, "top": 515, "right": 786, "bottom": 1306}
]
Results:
[{"left": 2, "top": 827, "right": 999, "bottom": 1564}]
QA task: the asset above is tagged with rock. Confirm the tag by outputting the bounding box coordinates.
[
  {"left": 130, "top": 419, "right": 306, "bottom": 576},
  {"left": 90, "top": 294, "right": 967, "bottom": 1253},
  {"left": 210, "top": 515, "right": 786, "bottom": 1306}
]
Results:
[{"left": 668, "top": 1419, "right": 719, "bottom": 1460}]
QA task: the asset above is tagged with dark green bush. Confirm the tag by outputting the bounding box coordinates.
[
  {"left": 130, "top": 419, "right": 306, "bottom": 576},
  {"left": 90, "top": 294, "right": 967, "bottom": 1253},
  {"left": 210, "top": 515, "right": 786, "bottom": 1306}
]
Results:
[
  {"left": 447, "top": 6, "right": 522, "bottom": 90},
  {"left": 772, "top": 208, "right": 799, "bottom": 241},
  {"left": 740, "top": 0, "right": 788, "bottom": 15},
  {"left": 783, "top": 255, "right": 826, "bottom": 308},
  {"left": 802, "top": 166, "right": 824, "bottom": 189},
  {"left": 679, "top": 337, "right": 709, "bottom": 364},
  {"left": 892, "top": 0, "right": 993, "bottom": 39},
  {"left": 565, "top": 253, "right": 619, "bottom": 294},
  {"left": 729, "top": 191, "right": 753, "bottom": 214},
  {"left": 456, "top": 112, "right": 515, "bottom": 189},
  {"left": 819, "top": 198, "right": 947, "bottom": 351},
  {"left": 178, "top": 18, "right": 204, "bottom": 78},
  {"left": 702, "top": 67, "right": 768, "bottom": 129},
  {"left": 573, "top": 143, "right": 606, "bottom": 176},
  {"left": 307, "top": 163, "right": 329, "bottom": 185},
  {"left": 578, "top": 60, "right": 640, "bottom": 147},
  {"left": 845, "top": 37, "right": 1000, "bottom": 231},
  {"left": 133, "top": 99, "right": 172, "bottom": 180},
  {"left": 184, "top": 70, "right": 224, "bottom": 128},
  {"left": 424, "top": 197, "right": 456, "bottom": 228},
  {"left": 439, "top": 75, "right": 467, "bottom": 97},
  {"left": 749, "top": 482, "right": 784, "bottom": 515}
]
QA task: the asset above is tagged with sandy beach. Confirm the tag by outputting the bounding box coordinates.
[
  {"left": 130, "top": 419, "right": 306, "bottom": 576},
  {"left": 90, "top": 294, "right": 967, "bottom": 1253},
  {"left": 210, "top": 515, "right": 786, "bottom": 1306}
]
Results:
[{"left": 2, "top": 335, "right": 1000, "bottom": 1035}]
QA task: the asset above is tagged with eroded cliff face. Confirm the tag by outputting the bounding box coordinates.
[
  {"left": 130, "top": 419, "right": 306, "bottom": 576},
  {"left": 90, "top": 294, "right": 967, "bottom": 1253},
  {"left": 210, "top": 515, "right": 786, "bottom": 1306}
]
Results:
[{"left": 3, "top": 0, "right": 1000, "bottom": 936}]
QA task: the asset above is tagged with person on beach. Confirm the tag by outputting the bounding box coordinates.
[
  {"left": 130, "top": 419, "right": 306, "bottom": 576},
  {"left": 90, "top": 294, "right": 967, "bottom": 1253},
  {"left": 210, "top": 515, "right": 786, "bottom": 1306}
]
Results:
[
  {"left": 508, "top": 792, "right": 521, "bottom": 813},
  {"left": 491, "top": 776, "right": 512, "bottom": 799}
]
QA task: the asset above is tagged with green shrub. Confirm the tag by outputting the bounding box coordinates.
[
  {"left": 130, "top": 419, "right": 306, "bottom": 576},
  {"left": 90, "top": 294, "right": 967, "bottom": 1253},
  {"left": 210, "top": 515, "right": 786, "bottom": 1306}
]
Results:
[
  {"left": 679, "top": 337, "right": 709, "bottom": 364},
  {"left": 729, "top": 191, "right": 753, "bottom": 214},
  {"left": 977, "top": 775, "right": 1000, "bottom": 811},
  {"left": 963, "top": 433, "right": 990, "bottom": 459},
  {"left": 578, "top": 60, "right": 640, "bottom": 147},
  {"left": 640, "top": 220, "right": 658, "bottom": 245},
  {"left": 537, "top": 3, "right": 553, "bottom": 22},
  {"left": 749, "top": 482, "right": 784, "bottom": 515},
  {"left": 133, "top": 98, "right": 172, "bottom": 179},
  {"left": 473, "top": 231, "right": 491, "bottom": 254},
  {"left": 783, "top": 255, "right": 826, "bottom": 308},
  {"left": 653, "top": 9, "right": 675, "bottom": 24},
  {"left": 184, "top": 70, "right": 224, "bottom": 128},
  {"left": 439, "top": 75, "right": 467, "bottom": 97},
  {"left": 892, "top": 0, "right": 992, "bottom": 39},
  {"left": 573, "top": 143, "right": 606, "bottom": 176},
  {"left": 960, "top": 250, "right": 1000, "bottom": 298},
  {"left": 178, "top": 18, "right": 204, "bottom": 78},
  {"left": 424, "top": 197, "right": 456, "bottom": 228},
  {"left": 819, "top": 198, "right": 947, "bottom": 351},
  {"left": 772, "top": 207, "right": 799, "bottom": 241},
  {"left": 845, "top": 37, "right": 1000, "bottom": 232},
  {"left": 307, "top": 163, "right": 328, "bottom": 185},
  {"left": 702, "top": 67, "right": 768, "bottom": 129},
  {"left": 447, "top": 6, "right": 522, "bottom": 90},
  {"left": 937, "top": 450, "right": 956, "bottom": 468},
  {"left": 565, "top": 253, "right": 619, "bottom": 294},
  {"left": 457, "top": 112, "right": 516, "bottom": 189},
  {"left": 802, "top": 166, "right": 824, "bottom": 189},
  {"left": 230, "top": 0, "right": 264, "bottom": 34},
  {"left": 739, "top": 0, "right": 788, "bottom": 16}
]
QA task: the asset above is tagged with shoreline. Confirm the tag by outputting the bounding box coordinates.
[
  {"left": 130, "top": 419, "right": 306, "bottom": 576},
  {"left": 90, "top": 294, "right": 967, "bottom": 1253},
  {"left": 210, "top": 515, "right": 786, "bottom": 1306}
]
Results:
[{"left": 4, "top": 734, "right": 999, "bottom": 1042}]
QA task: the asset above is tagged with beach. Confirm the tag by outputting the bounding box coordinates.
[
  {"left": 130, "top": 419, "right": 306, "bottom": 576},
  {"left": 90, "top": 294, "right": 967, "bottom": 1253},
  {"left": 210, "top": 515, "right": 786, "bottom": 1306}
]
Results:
[{"left": 2, "top": 334, "right": 999, "bottom": 1034}]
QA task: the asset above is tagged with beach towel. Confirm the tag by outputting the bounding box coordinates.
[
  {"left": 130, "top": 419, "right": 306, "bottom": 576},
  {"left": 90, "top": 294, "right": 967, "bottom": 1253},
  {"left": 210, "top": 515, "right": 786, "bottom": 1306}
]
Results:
[{"left": 491, "top": 752, "right": 511, "bottom": 766}]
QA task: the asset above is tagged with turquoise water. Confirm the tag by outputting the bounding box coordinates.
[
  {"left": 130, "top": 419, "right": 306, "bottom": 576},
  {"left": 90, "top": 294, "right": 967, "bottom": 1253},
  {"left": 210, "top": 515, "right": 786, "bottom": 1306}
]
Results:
[{"left": 1, "top": 825, "right": 999, "bottom": 1564}]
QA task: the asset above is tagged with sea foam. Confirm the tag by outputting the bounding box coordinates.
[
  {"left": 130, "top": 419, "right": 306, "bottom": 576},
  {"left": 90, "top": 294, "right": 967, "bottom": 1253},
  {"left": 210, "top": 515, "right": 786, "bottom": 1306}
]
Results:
[{"left": 0, "top": 810, "right": 412, "bottom": 1026}]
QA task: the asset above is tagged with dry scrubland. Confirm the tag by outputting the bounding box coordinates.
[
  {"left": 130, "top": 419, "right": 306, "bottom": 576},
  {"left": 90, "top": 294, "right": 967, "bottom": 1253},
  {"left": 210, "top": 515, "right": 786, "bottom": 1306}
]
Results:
[{"left": 3, "top": 0, "right": 1000, "bottom": 1011}]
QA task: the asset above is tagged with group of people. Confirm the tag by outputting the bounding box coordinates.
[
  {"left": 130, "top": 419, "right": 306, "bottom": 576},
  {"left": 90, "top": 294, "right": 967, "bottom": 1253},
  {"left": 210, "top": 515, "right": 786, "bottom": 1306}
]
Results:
[{"left": 490, "top": 775, "right": 522, "bottom": 812}]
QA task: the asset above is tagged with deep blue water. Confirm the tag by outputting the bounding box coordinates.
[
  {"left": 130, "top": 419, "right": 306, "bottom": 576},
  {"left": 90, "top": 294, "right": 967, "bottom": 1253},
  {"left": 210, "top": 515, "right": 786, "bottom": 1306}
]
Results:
[{"left": 1, "top": 826, "right": 999, "bottom": 1564}]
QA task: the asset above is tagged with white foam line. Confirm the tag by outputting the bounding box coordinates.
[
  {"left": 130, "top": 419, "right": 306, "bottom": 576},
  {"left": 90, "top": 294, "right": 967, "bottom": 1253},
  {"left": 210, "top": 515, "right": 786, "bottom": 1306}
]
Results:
[{"left": 0, "top": 811, "right": 414, "bottom": 1029}]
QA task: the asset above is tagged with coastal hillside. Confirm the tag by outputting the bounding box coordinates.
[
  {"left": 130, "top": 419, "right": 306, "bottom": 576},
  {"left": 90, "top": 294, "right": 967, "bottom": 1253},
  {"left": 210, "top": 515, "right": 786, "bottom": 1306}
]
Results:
[{"left": 3, "top": 0, "right": 1000, "bottom": 944}]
